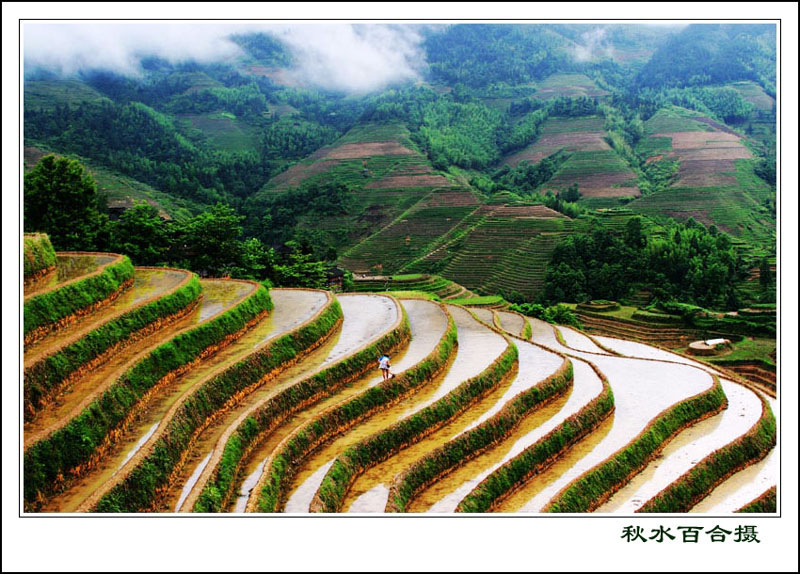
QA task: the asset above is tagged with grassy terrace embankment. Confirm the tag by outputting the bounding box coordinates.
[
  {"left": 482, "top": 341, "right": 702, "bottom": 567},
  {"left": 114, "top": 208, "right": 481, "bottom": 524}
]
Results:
[
  {"left": 598, "top": 378, "right": 764, "bottom": 513},
  {"left": 177, "top": 295, "right": 403, "bottom": 513},
  {"left": 736, "top": 486, "right": 777, "bottom": 513},
  {"left": 455, "top": 357, "right": 612, "bottom": 513},
  {"left": 544, "top": 375, "right": 725, "bottom": 512},
  {"left": 532, "top": 73, "right": 610, "bottom": 100},
  {"left": 504, "top": 115, "right": 639, "bottom": 199},
  {"left": 339, "top": 190, "right": 480, "bottom": 274},
  {"left": 349, "top": 273, "right": 466, "bottom": 300},
  {"left": 253, "top": 302, "right": 457, "bottom": 512},
  {"left": 24, "top": 253, "right": 135, "bottom": 344},
  {"left": 257, "top": 121, "right": 461, "bottom": 263},
  {"left": 309, "top": 306, "right": 517, "bottom": 513},
  {"left": 386, "top": 346, "right": 573, "bottom": 512},
  {"left": 23, "top": 233, "right": 57, "bottom": 285},
  {"left": 88, "top": 290, "right": 341, "bottom": 512},
  {"left": 641, "top": 393, "right": 775, "bottom": 513},
  {"left": 492, "top": 319, "right": 723, "bottom": 512},
  {"left": 541, "top": 322, "right": 777, "bottom": 514},
  {"left": 190, "top": 295, "right": 409, "bottom": 512},
  {"left": 24, "top": 269, "right": 199, "bottom": 421},
  {"left": 24, "top": 279, "right": 270, "bottom": 511}
]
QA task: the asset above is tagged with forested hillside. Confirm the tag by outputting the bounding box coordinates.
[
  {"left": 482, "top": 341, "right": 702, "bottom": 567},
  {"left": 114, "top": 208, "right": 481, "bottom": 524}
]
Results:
[{"left": 23, "top": 23, "right": 777, "bottom": 309}]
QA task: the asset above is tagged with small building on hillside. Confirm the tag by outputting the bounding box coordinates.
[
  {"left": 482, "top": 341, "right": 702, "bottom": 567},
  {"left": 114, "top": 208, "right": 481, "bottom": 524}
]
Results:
[{"left": 325, "top": 266, "right": 346, "bottom": 290}]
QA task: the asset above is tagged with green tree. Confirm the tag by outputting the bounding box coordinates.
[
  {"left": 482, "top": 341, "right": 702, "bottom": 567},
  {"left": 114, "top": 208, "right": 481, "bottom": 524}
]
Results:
[
  {"left": 171, "top": 202, "right": 245, "bottom": 276},
  {"left": 759, "top": 257, "right": 773, "bottom": 290},
  {"left": 230, "top": 237, "right": 274, "bottom": 280},
  {"left": 273, "top": 241, "right": 327, "bottom": 288},
  {"left": 624, "top": 216, "right": 647, "bottom": 249},
  {"left": 109, "top": 202, "right": 169, "bottom": 265},
  {"left": 24, "top": 155, "right": 107, "bottom": 250},
  {"left": 559, "top": 183, "right": 581, "bottom": 203}
]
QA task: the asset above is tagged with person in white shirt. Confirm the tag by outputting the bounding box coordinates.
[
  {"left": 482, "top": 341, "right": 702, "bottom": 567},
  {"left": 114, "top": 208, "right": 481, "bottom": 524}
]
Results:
[{"left": 378, "top": 354, "right": 391, "bottom": 381}]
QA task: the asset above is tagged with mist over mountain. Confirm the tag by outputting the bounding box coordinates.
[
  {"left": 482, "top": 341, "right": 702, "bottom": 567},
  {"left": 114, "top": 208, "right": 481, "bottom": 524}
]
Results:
[{"left": 24, "top": 23, "right": 430, "bottom": 93}]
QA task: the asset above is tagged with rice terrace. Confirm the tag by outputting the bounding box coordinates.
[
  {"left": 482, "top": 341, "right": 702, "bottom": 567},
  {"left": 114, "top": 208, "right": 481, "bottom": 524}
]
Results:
[{"left": 19, "top": 19, "right": 780, "bottom": 525}]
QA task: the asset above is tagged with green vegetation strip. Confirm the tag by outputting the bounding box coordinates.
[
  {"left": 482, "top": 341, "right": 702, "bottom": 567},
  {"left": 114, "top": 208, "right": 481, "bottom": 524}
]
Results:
[
  {"left": 388, "top": 357, "right": 573, "bottom": 512},
  {"left": 23, "top": 233, "right": 57, "bottom": 281},
  {"left": 310, "top": 340, "right": 520, "bottom": 513},
  {"left": 448, "top": 296, "right": 504, "bottom": 307},
  {"left": 193, "top": 301, "right": 410, "bottom": 512},
  {"left": 736, "top": 486, "right": 777, "bottom": 513},
  {"left": 24, "top": 272, "right": 201, "bottom": 422},
  {"left": 521, "top": 318, "right": 532, "bottom": 340},
  {"left": 637, "top": 393, "right": 775, "bottom": 513},
  {"left": 24, "top": 254, "right": 134, "bottom": 340},
  {"left": 23, "top": 282, "right": 272, "bottom": 510},
  {"left": 455, "top": 359, "right": 614, "bottom": 513},
  {"left": 255, "top": 309, "right": 458, "bottom": 512},
  {"left": 92, "top": 292, "right": 342, "bottom": 512},
  {"left": 631, "top": 310, "right": 683, "bottom": 324},
  {"left": 544, "top": 377, "right": 727, "bottom": 513}
]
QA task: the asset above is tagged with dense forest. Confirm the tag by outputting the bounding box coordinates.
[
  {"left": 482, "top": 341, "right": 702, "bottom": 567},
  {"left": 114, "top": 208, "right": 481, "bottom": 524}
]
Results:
[{"left": 23, "top": 23, "right": 777, "bottom": 309}]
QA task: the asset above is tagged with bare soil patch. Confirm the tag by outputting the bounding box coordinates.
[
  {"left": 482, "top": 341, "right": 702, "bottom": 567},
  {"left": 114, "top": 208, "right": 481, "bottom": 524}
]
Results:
[
  {"left": 490, "top": 205, "right": 567, "bottom": 219},
  {"left": 24, "top": 147, "right": 47, "bottom": 169},
  {"left": 505, "top": 132, "right": 609, "bottom": 167},
  {"left": 270, "top": 160, "right": 339, "bottom": 189},
  {"left": 657, "top": 131, "right": 750, "bottom": 153},
  {"left": 320, "top": 142, "right": 419, "bottom": 160},
  {"left": 653, "top": 129, "right": 752, "bottom": 189},
  {"left": 544, "top": 171, "right": 640, "bottom": 198},
  {"left": 422, "top": 191, "right": 480, "bottom": 207},
  {"left": 674, "top": 160, "right": 739, "bottom": 187},
  {"left": 365, "top": 174, "right": 453, "bottom": 189}
]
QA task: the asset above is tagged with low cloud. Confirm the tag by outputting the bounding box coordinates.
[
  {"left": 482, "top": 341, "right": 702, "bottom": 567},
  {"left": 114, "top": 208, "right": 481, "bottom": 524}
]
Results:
[
  {"left": 572, "top": 27, "right": 614, "bottom": 62},
  {"left": 270, "top": 24, "right": 426, "bottom": 93},
  {"left": 23, "top": 22, "right": 427, "bottom": 93}
]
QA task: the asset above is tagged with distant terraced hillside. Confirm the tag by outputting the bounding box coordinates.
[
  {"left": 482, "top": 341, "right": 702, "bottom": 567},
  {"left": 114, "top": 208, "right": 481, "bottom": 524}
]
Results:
[
  {"left": 532, "top": 73, "right": 610, "bottom": 100},
  {"left": 505, "top": 115, "right": 641, "bottom": 202},
  {"left": 339, "top": 189, "right": 481, "bottom": 274},
  {"left": 249, "top": 121, "right": 464, "bottom": 253},
  {"left": 403, "top": 204, "right": 586, "bottom": 300},
  {"left": 631, "top": 107, "right": 775, "bottom": 254}
]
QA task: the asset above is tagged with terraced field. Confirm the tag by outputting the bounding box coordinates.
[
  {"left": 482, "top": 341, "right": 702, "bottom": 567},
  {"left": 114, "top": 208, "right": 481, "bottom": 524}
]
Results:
[
  {"left": 408, "top": 205, "right": 584, "bottom": 300},
  {"left": 22, "top": 240, "right": 777, "bottom": 514},
  {"left": 24, "top": 253, "right": 117, "bottom": 299},
  {"left": 252, "top": 121, "right": 473, "bottom": 261},
  {"left": 339, "top": 190, "right": 481, "bottom": 274},
  {"left": 632, "top": 107, "right": 775, "bottom": 249},
  {"left": 531, "top": 73, "right": 610, "bottom": 100},
  {"left": 505, "top": 116, "right": 640, "bottom": 199}
]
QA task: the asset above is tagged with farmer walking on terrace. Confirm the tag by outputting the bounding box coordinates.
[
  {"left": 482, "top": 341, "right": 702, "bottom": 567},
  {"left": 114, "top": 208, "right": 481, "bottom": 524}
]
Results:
[{"left": 379, "top": 353, "right": 392, "bottom": 381}]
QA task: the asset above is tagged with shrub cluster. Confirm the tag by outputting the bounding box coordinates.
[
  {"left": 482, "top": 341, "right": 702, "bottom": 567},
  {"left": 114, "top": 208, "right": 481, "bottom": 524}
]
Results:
[{"left": 23, "top": 234, "right": 57, "bottom": 281}]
